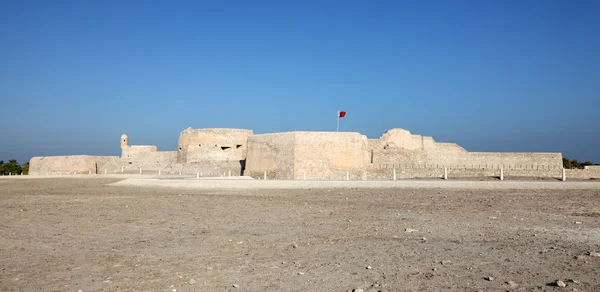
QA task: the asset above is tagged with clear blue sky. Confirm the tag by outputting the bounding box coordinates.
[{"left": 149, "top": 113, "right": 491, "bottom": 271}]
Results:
[{"left": 1, "top": 0, "right": 599, "bottom": 164}]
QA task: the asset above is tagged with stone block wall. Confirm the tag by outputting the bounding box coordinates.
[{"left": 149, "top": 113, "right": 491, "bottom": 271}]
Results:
[
  {"left": 244, "top": 132, "right": 296, "bottom": 179},
  {"left": 293, "top": 132, "right": 369, "bottom": 180},
  {"left": 121, "top": 145, "right": 157, "bottom": 159},
  {"left": 565, "top": 168, "right": 600, "bottom": 180},
  {"left": 29, "top": 155, "right": 120, "bottom": 175},
  {"left": 177, "top": 128, "right": 254, "bottom": 164},
  {"left": 95, "top": 156, "right": 123, "bottom": 174},
  {"left": 458, "top": 152, "right": 563, "bottom": 168},
  {"left": 369, "top": 128, "right": 562, "bottom": 169}
]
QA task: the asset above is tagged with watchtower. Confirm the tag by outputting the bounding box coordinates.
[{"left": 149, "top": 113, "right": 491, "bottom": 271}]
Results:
[{"left": 121, "top": 134, "right": 129, "bottom": 149}]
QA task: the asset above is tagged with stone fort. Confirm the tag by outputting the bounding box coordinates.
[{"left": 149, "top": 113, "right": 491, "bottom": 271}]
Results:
[
  {"left": 28, "top": 127, "right": 600, "bottom": 180},
  {"left": 30, "top": 128, "right": 598, "bottom": 180}
]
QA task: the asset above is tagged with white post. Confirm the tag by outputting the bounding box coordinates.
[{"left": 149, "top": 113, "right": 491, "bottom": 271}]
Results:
[
  {"left": 88, "top": 170, "right": 91, "bottom": 175},
  {"left": 393, "top": 168, "right": 396, "bottom": 180},
  {"left": 562, "top": 168, "right": 566, "bottom": 181},
  {"left": 179, "top": 170, "right": 181, "bottom": 175},
  {"left": 500, "top": 167, "right": 504, "bottom": 181},
  {"left": 9, "top": 172, "right": 11, "bottom": 176},
  {"left": 159, "top": 170, "right": 161, "bottom": 175},
  {"left": 197, "top": 172, "right": 199, "bottom": 179},
  {"left": 104, "top": 169, "right": 107, "bottom": 175},
  {"left": 346, "top": 172, "right": 349, "bottom": 181},
  {"left": 200, "top": 171, "right": 203, "bottom": 177},
  {"left": 444, "top": 167, "right": 448, "bottom": 180},
  {"left": 228, "top": 170, "right": 231, "bottom": 178},
  {"left": 336, "top": 111, "right": 339, "bottom": 132},
  {"left": 303, "top": 171, "right": 306, "bottom": 180},
  {"left": 121, "top": 166, "right": 124, "bottom": 173},
  {"left": 139, "top": 168, "right": 142, "bottom": 174},
  {"left": 264, "top": 171, "right": 267, "bottom": 180}
]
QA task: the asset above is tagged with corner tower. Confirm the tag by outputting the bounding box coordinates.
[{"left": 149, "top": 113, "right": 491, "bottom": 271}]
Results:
[{"left": 121, "top": 134, "right": 129, "bottom": 149}]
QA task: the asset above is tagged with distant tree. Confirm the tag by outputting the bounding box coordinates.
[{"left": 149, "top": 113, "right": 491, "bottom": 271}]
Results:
[
  {"left": 563, "top": 157, "right": 599, "bottom": 169},
  {"left": 22, "top": 162, "right": 29, "bottom": 175},
  {"left": 0, "top": 160, "right": 22, "bottom": 175},
  {"left": 562, "top": 158, "right": 571, "bottom": 169}
]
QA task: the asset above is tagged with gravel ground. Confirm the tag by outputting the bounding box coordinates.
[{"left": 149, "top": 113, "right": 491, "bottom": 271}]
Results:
[{"left": 1, "top": 177, "right": 599, "bottom": 292}]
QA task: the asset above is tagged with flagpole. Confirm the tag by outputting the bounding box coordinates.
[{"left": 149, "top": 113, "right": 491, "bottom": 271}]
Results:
[{"left": 336, "top": 110, "right": 339, "bottom": 132}]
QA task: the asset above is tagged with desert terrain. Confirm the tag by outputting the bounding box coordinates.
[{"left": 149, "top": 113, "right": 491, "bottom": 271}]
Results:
[{"left": 1, "top": 177, "right": 599, "bottom": 291}]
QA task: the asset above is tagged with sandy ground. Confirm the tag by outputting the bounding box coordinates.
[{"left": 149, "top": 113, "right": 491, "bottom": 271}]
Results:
[{"left": 1, "top": 177, "right": 599, "bottom": 292}]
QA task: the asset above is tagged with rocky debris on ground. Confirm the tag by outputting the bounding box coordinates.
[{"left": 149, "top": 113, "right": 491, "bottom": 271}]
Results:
[
  {"left": 441, "top": 260, "right": 452, "bottom": 265},
  {"left": 555, "top": 280, "right": 566, "bottom": 287},
  {"left": 506, "top": 280, "right": 518, "bottom": 288},
  {"left": 588, "top": 251, "right": 600, "bottom": 257},
  {"left": 366, "top": 265, "right": 372, "bottom": 269},
  {"left": 485, "top": 276, "right": 494, "bottom": 281},
  {"left": 188, "top": 278, "right": 196, "bottom": 285},
  {"left": 405, "top": 228, "right": 418, "bottom": 233},
  {"left": 297, "top": 272, "right": 304, "bottom": 275},
  {"left": 232, "top": 284, "right": 239, "bottom": 288}
]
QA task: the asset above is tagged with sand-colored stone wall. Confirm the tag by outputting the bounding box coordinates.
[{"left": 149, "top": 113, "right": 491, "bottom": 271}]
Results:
[
  {"left": 565, "top": 168, "right": 600, "bottom": 180},
  {"left": 177, "top": 128, "right": 253, "bottom": 164},
  {"left": 30, "top": 155, "right": 120, "bottom": 175},
  {"left": 244, "top": 133, "right": 296, "bottom": 179},
  {"left": 370, "top": 128, "right": 562, "bottom": 168},
  {"left": 293, "top": 132, "right": 369, "bottom": 180},
  {"left": 121, "top": 145, "right": 157, "bottom": 158}
]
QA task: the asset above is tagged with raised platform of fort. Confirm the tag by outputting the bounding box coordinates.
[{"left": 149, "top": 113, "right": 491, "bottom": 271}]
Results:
[{"left": 29, "top": 127, "right": 600, "bottom": 180}]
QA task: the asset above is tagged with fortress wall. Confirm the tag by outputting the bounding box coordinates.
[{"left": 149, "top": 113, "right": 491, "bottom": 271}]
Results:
[
  {"left": 565, "top": 168, "right": 600, "bottom": 180},
  {"left": 244, "top": 133, "right": 296, "bottom": 179},
  {"left": 29, "top": 155, "right": 119, "bottom": 175},
  {"left": 175, "top": 161, "right": 246, "bottom": 176},
  {"left": 456, "top": 152, "right": 563, "bottom": 167},
  {"left": 377, "top": 129, "right": 423, "bottom": 150},
  {"left": 367, "top": 139, "right": 383, "bottom": 151},
  {"left": 372, "top": 144, "right": 561, "bottom": 169},
  {"left": 95, "top": 156, "right": 122, "bottom": 174},
  {"left": 122, "top": 145, "right": 157, "bottom": 158},
  {"left": 95, "top": 152, "right": 178, "bottom": 174},
  {"left": 372, "top": 149, "right": 428, "bottom": 164},
  {"left": 293, "top": 132, "right": 369, "bottom": 180},
  {"left": 365, "top": 164, "right": 563, "bottom": 180},
  {"left": 121, "top": 151, "right": 177, "bottom": 169},
  {"left": 177, "top": 128, "right": 253, "bottom": 163}
]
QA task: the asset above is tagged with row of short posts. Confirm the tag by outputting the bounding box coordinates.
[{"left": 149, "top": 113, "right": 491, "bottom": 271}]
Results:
[
  {"left": 365, "top": 166, "right": 567, "bottom": 181},
  {"left": 61, "top": 165, "right": 570, "bottom": 182}
]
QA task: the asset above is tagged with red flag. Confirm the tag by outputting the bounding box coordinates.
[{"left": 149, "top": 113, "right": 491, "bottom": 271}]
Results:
[{"left": 339, "top": 111, "right": 346, "bottom": 118}]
